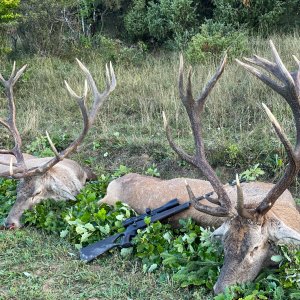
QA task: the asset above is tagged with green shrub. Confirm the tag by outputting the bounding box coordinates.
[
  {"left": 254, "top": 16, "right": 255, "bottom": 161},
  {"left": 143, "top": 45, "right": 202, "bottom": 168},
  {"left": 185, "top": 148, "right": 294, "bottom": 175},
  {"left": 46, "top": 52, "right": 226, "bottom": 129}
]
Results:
[
  {"left": 124, "top": 0, "right": 149, "bottom": 41},
  {"left": 212, "top": 0, "right": 300, "bottom": 34},
  {"left": 125, "top": 0, "right": 199, "bottom": 49},
  {"left": 186, "top": 20, "right": 248, "bottom": 62}
]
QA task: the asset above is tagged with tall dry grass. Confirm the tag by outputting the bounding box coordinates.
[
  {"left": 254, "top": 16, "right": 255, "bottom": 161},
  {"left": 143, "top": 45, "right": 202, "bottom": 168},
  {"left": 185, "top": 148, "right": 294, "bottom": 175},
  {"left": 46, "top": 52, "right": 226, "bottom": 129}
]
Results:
[{"left": 0, "top": 34, "right": 300, "bottom": 186}]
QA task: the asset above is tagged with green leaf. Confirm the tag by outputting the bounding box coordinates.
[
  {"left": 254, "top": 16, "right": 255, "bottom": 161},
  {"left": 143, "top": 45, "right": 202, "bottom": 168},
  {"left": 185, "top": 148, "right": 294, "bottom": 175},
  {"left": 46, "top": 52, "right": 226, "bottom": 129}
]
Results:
[
  {"left": 60, "top": 229, "right": 69, "bottom": 238},
  {"left": 144, "top": 216, "right": 151, "bottom": 225},
  {"left": 271, "top": 255, "right": 284, "bottom": 263},
  {"left": 84, "top": 223, "right": 95, "bottom": 231},
  {"left": 148, "top": 263, "right": 158, "bottom": 273},
  {"left": 116, "top": 214, "right": 125, "bottom": 221},
  {"left": 99, "top": 224, "right": 110, "bottom": 235},
  {"left": 75, "top": 244, "right": 82, "bottom": 250},
  {"left": 163, "top": 231, "right": 172, "bottom": 243},
  {"left": 120, "top": 247, "right": 133, "bottom": 257},
  {"left": 80, "top": 231, "right": 92, "bottom": 243},
  {"left": 75, "top": 225, "right": 87, "bottom": 234}
]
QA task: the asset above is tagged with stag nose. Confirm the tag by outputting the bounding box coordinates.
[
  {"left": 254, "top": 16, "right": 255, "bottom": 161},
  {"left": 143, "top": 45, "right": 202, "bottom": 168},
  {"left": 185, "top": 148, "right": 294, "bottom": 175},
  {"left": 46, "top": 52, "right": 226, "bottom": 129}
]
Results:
[
  {"left": 4, "top": 221, "right": 16, "bottom": 229},
  {"left": 213, "top": 281, "right": 228, "bottom": 295}
]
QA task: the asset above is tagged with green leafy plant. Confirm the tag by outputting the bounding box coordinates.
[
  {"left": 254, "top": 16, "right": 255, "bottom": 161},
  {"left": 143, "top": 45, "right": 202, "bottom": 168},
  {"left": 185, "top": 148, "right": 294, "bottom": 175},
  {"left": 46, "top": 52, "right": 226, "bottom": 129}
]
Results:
[
  {"left": 240, "top": 164, "right": 265, "bottom": 182},
  {"left": 133, "top": 218, "right": 223, "bottom": 288},
  {"left": 26, "top": 133, "right": 72, "bottom": 157},
  {"left": 21, "top": 164, "right": 133, "bottom": 246},
  {"left": 25, "top": 135, "right": 54, "bottom": 157},
  {"left": 225, "top": 143, "right": 241, "bottom": 167},
  {"left": 23, "top": 199, "right": 71, "bottom": 233},
  {"left": 145, "top": 163, "right": 160, "bottom": 177},
  {"left": 62, "top": 197, "right": 135, "bottom": 249},
  {"left": 0, "top": 178, "right": 17, "bottom": 225},
  {"left": 112, "top": 165, "right": 132, "bottom": 178}
]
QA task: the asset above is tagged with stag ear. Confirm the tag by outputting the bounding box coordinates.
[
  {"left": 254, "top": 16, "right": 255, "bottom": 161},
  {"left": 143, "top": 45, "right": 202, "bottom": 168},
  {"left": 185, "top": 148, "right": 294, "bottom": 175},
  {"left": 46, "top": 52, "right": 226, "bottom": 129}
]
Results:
[
  {"left": 268, "top": 219, "right": 300, "bottom": 245},
  {"left": 212, "top": 222, "right": 229, "bottom": 239},
  {"left": 50, "top": 185, "right": 77, "bottom": 200}
]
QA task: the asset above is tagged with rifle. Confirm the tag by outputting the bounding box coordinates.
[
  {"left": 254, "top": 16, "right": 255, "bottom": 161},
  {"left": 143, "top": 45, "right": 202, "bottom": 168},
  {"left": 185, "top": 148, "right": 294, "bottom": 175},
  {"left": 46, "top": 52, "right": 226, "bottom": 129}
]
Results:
[{"left": 80, "top": 191, "right": 214, "bottom": 262}]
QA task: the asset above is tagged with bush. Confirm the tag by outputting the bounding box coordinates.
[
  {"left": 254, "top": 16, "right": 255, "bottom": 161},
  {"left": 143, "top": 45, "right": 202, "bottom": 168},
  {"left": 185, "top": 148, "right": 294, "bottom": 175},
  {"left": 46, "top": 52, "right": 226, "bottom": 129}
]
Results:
[
  {"left": 124, "top": 0, "right": 199, "bottom": 49},
  {"left": 212, "top": 0, "right": 300, "bottom": 34},
  {"left": 124, "top": 0, "right": 149, "bottom": 41},
  {"left": 186, "top": 20, "right": 248, "bottom": 63}
]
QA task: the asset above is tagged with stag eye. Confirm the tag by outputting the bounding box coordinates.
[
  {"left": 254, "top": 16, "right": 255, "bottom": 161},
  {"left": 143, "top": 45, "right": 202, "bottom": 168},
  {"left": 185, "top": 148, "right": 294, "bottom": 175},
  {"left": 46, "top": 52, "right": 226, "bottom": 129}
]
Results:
[
  {"left": 253, "top": 246, "right": 259, "bottom": 251},
  {"left": 33, "top": 190, "right": 42, "bottom": 197}
]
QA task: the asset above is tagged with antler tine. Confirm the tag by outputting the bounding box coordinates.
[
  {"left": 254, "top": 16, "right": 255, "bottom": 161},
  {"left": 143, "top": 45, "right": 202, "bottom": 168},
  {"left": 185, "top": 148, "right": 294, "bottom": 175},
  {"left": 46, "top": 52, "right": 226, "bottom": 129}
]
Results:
[
  {"left": 5, "top": 59, "right": 116, "bottom": 179},
  {"left": 162, "top": 111, "right": 194, "bottom": 165},
  {"left": 12, "top": 65, "right": 27, "bottom": 86},
  {"left": 262, "top": 103, "right": 295, "bottom": 162},
  {"left": 292, "top": 55, "right": 300, "bottom": 65},
  {"left": 235, "top": 59, "right": 286, "bottom": 97},
  {"left": 185, "top": 181, "right": 229, "bottom": 217},
  {"left": 165, "top": 54, "right": 232, "bottom": 217},
  {"left": 0, "top": 63, "right": 27, "bottom": 173},
  {"left": 196, "top": 53, "right": 227, "bottom": 110},
  {"left": 9, "top": 62, "right": 16, "bottom": 81},
  {"left": 269, "top": 40, "right": 295, "bottom": 87},
  {"left": 237, "top": 41, "right": 300, "bottom": 215},
  {"left": 76, "top": 58, "right": 116, "bottom": 124},
  {"left": 236, "top": 174, "right": 253, "bottom": 219},
  {"left": 178, "top": 53, "right": 185, "bottom": 101}
]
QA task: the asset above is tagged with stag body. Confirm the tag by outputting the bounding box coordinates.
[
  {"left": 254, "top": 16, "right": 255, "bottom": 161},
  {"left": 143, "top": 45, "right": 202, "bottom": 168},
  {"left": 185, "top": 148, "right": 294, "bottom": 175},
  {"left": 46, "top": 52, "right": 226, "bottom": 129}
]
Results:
[
  {"left": 101, "top": 173, "right": 298, "bottom": 228},
  {"left": 0, "top": 59, "right": 116, "bottom": 228}
]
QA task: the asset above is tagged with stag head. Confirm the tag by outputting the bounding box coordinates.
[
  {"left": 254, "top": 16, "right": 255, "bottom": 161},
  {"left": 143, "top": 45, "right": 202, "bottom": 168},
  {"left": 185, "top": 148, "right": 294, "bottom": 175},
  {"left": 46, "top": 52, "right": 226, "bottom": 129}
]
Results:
[
  {"left": 164, "top": 41, "right": 300, "bottom": 293},
  {"left": 0, "top": 59, "right": 116, "bottom": 227}
]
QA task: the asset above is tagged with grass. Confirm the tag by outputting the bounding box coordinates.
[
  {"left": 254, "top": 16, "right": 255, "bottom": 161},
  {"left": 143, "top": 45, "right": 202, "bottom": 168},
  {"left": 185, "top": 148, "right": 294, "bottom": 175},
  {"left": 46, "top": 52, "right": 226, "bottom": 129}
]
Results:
[{"left": 0, "top": 228, "right": 212, "bottom": 300}]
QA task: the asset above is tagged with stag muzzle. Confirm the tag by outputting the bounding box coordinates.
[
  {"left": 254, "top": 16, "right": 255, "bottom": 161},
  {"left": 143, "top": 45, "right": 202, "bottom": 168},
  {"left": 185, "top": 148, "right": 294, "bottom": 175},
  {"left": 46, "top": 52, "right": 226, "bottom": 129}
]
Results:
[{"left": 213, "top": 251, "right": 268, "bottom": 295}]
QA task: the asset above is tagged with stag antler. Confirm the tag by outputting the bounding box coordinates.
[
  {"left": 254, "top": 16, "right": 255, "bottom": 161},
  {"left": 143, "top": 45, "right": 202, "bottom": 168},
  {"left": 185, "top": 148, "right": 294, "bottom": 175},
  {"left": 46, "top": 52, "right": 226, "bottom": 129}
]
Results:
[
  {"left": 163, "top": 53, "right": 232, "bottom": 217},
  {"left": 0, "top": 59, "right": 116, "bottom": 179},
  {"left": 0, "top": 63, "right": 27, "bottom": 169},
  {"left": 236, "top": 40, "right": 300, "bottom": 215}
]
